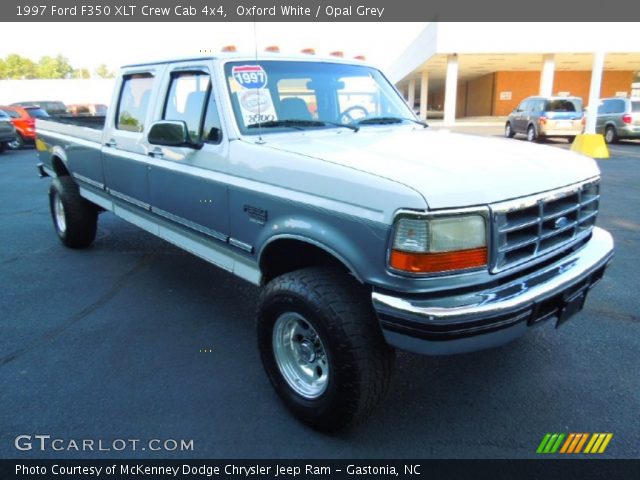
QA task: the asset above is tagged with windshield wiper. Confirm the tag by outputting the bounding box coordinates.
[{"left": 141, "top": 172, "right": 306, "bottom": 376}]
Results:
[
  {"left": 247, "top": 119, "right": 358, "bottom": 132},
  {"left": 355, "top": 116, "right": 428, "bottom": 128}
]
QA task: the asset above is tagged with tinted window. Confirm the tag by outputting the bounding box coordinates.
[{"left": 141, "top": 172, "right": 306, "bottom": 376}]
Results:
[
  {"left": 632, "top": 101, "right": 640, "bottom": 113},
  {"left": 597, "top": 100, "right": 609, "bottom": 114},
  {"left": 611, "top": 99, "right": 626, "bottom": 114},
  {"left": 43, "top": 102, "right": 67, "bottom": 112},
  {"left": 532, "top": 100, "right": 546, "bottom": 113},
  {"left": 519, "top": 100, "right": 532, "bottom": 112},
  {"left": 117, "top": 73, "right": 154, "bottom": 132},
  {"left": 545, "top": 99, "right": 582, "bottom": 112},
  {"left": 1, "top": 109, "right": 20, "bottom": 118},
  {"left": 25, "top": 107, "right": 49, "bottom": 119},
  {"left": 0, "top": 110, "right": 10, "bottom": 119},
  {"left": 164, "top": 72, "right": 209, "bottom": 140}
]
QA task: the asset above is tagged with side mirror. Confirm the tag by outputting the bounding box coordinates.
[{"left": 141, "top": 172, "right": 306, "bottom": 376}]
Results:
[{"left": 148, "top": 120, "right": 202, "bottom": 149}]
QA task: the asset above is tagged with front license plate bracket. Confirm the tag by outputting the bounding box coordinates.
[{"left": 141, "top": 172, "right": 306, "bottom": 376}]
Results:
[{"left": 556, "top": 289, "right": 588, "bottom": 328}]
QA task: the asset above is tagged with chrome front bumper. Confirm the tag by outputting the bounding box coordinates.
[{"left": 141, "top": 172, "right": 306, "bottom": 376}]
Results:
[{"left": 372, "top": 227, "right": 614, "bottom": 355}]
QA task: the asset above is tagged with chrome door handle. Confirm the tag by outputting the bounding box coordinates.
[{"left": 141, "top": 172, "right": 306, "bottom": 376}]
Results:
[
  {"left": 148, "top": 148, "right": 164, "bottom": 158},
  {"left": 104, "top": 139, "right": 117, "bottom": 148}
]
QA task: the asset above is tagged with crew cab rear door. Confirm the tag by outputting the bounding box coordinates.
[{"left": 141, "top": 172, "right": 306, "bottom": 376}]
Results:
[
  {"left": 102, "top": 67, "right": 162, "bottom": 209},
  {"left": 145, "top": 63, "right": 230, "bottom": 244}
]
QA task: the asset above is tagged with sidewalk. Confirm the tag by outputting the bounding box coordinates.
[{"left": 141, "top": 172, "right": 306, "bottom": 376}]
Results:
[{"left": 426, "top": 116, "right": 508, "bottom": 127}]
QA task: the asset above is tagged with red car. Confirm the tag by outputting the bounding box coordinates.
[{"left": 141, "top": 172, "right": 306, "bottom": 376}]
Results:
[{"left": 0, "top": 105, "right": 50, "bottom": 149}]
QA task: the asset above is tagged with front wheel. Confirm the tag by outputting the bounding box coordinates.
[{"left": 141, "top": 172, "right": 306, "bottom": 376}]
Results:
[
  {"left": 257, "top": 267, "right": 395, "bottom": 432},
  {"left": 49, "top": 176, "right": 98, "bottom": 248},
  {"left": 7, "top": 134, "right": 24, "bottom": 150}
]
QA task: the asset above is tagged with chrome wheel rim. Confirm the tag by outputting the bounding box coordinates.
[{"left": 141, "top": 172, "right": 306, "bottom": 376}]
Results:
[
  {"left": 273, "top": 312, "right": 329, "bottom": 399},
  {"left": 7, "top": 139, "right": 21, "bottom": 149},
  {"left": 505, "top": 124, "right": 511, "bottom": 137},
  {"left": 527, "top": 127, "right": 534, "bottom": 141},
  {"left": 53, "top": 194, "right": 67, "bottom": 233}
]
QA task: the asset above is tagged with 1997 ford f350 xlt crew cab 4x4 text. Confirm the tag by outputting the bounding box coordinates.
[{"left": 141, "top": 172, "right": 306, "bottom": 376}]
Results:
[{"left": 36, "top": 53, "right": 614, "bottom": 431}]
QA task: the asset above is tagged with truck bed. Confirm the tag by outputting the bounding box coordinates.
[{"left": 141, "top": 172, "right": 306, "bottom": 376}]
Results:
[
  {"left": 50, "top": 115, "right": 106, "bottom": 129},
  {"left": 37, "top": 116, "right": 105, "bottom": 145}
]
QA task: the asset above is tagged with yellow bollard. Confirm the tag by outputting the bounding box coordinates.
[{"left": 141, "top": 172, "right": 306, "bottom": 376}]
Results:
[{"left": 570, "top": 133, "right": 610, "bottom": 159}]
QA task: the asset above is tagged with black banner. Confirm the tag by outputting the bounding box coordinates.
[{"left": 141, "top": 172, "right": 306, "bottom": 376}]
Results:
[
  {"left": 3, "top": 0, "right": 640, "bottom": 21},
  {"left": 2, "top": 460, "right": 639, "bottom": 480}
]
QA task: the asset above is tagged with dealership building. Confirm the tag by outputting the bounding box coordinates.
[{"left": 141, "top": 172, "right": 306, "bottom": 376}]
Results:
[{"left": 389, "top": 23, "right": 640, "bottom": 124}]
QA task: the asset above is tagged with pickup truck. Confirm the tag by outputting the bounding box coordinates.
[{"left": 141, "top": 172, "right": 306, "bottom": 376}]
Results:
[{"left": 36, "top": 53, "right": 614, "bottom": 431}]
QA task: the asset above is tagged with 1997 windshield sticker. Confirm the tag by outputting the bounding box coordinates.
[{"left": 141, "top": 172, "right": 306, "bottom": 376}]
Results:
[{"left": 232, "top": 65, "right": 268, "bottom": 89}]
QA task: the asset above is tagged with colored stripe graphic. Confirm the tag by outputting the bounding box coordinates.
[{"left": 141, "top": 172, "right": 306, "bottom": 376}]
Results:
[
  {"left": 560, "top": 434, "right": 574, "bottom": 453},
  {"left": 574, "top": 433, "right": 589, "bottom": 453},
  {"left": 537, "top": 434, "right": 552, "bottom": 454},
  {"left": 584, "top": 433, "right": 613, "bottom": 454},
  {"left": 537, "top": 433, "right": 565, "bottom": 454},
  {"left": 539, "top": 433, "right": 614, "bottom": 454}
]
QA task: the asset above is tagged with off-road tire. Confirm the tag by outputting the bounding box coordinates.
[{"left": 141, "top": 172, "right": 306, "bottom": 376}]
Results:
[
  {"left": 257, "top": 267, "right": 395, "bottom": 432},
  {"left": 49, "top": 176, "right": 98, "bottom": 248}
]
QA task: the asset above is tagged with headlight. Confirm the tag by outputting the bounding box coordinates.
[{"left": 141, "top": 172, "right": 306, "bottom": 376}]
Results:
[{"left": 390, "top": 212, "right": 488, "bottom": 274}]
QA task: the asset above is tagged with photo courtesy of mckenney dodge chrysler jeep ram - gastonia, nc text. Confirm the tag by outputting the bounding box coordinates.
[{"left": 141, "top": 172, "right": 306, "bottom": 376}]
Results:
[{"left": 34, "top": 51, "right": 614, "bottom": 431}]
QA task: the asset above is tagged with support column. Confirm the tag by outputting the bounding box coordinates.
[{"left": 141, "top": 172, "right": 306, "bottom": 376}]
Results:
[
  {"left": 419, "top": 71, "right": 429, "bottom": 120},
  {"left": 443, "top": 54, "right": 458, "bottom": 126},
  {"left": 408, "top": 78, "right": 416, "bottom": 109},
  {"left": 585, "top": 51, "right": 605, "bottom": 134},
  {"left": 539, "top": 54, "right": 555, "bottom": 97},
  {"left": 570, "top": 51, "right": 609, "bottom": 159}
]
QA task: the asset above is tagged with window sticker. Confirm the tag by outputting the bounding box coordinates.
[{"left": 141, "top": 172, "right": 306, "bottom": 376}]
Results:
[
  {"left": 232, "top": 65, "right": 268, "bottom": 90},
  {"left": 238, "top": 89, "right": 277, "bottom": 125}
]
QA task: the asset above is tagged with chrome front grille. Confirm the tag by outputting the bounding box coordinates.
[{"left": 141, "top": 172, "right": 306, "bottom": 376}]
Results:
[{"left": 491, "top": 180, "right": 600, "bottom": 272}]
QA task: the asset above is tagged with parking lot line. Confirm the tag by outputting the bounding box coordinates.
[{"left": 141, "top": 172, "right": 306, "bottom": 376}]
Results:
[{"left": 607, "top": 147, "right": 640, "bottom": 159}]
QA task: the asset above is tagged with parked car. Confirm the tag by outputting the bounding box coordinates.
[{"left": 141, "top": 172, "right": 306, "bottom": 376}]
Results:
[
  {"left": 0, "top": 105, "right": 50, "bottom": 149},
  {"left": 596, "top": 97, "right": 640, "bottom": 144},
  {"left": 505, "top": 96, "right": 584, "bottom": 142},
  {"left": 67, "top": 103, "right": 108, "bottom": 116},
  {"left": 0, "top": 109, "right": 18, "bottom": 153},
  {"left": 11, "top": 101, "right": 68, "bottom": 116},
  {"left": 36, "top": 54, "right": 614, "bottom": 431}
]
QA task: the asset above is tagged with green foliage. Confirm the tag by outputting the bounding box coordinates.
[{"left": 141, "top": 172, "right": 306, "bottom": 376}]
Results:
[
  {"left": 95, "top": 64, "right": 115, "bottom": 79},
  {"left": 0, "top": 54, "right": 104, "bottom": 80},
  {"left": 37, "top": 55, "right": 73, "bottom": 79},
  {"left": 72, "top": 68, "right": 91, "bottom": 79},
  {"left": 3, "top": 54, "right": 37, "bottom": 79}
]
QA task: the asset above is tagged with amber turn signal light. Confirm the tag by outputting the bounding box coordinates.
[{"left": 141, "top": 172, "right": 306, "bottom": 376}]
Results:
[{"left": 390, "top": 247, "right": 488, "bottom": 274}]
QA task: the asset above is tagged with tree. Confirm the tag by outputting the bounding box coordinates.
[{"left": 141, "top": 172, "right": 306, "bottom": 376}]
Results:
[
  {"left": 36, "top": 54, "right": 73, "bottom": 79},
  {"left": 95, "top": 64, "right": 115, "bottom": 79},
  {"left": 3, "top": 54, "right": 37, "bottom": 79},
  {"left": 72, "top": 68, "right": 91, "bottom": 79}
]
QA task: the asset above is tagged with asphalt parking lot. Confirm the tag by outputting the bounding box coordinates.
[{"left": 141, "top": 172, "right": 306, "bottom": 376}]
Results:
[{"left": 1, "top": 139, "right": 639, "bottom": 459}]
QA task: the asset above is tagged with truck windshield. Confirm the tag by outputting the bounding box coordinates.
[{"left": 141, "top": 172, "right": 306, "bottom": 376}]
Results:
[{"left": 224, "top": 60, "right": 415, "bottom": 134}]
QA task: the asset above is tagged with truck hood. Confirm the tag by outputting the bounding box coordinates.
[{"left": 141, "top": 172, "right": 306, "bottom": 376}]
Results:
[{"left": 261, "top": 127, "right": 600, "bottom": 209}]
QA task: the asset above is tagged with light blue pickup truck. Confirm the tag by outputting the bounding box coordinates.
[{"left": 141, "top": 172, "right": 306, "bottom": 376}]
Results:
[{"left": 36, "top": 53, "right": 614, "bottom": 431}]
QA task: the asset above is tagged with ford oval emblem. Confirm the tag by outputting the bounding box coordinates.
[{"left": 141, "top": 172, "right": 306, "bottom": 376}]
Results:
[{"left": 554, "top": 216, "right": 570, "bottom": 229}]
